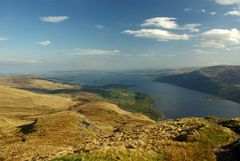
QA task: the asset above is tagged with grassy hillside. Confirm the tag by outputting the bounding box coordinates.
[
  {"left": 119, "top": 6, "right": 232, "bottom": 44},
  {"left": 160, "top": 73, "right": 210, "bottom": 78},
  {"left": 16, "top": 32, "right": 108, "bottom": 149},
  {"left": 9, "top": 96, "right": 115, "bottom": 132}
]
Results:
[
  {"left": 156, "top": 65, "right": 240, "bottom": 103},
  {"left": 0, "top": 76, "right": 162, "bottom": 121},
  {"left": 0, "top": 76, "right": 158, "bottom": 160},
  {"left": 52, "top": 117, "right": 239, "bottom": 161},
  {"left": 0, "top": 76, "right": 239, "bottom": 161},
  {"left": 0, "top": 85, "right": 73, "bottom": 118},
  {"left": 81, "top": 88, "right": 164, "bottom": 120},
  {"left": 0, "top": 76, "right": 76, "bottom": 91},
  {"left": 70, "top": 102, "right": 155, "bottom": 133},
  {"left": 1, "top": 109, "right": 239, "bottom": 161}
]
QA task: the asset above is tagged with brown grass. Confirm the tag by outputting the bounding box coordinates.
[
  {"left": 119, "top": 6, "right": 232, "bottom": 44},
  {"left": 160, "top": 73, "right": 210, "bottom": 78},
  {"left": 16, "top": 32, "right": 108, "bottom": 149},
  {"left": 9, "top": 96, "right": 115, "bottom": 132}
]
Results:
[
  {"left": 0, "top": 111, "right": 97, "bottom": 161},
  {"left": 0, "top": 76, "right": 75, "bottom": 90},
  {"left": 0, "top": 85, "right": 74, "bottom": 118},
  {"left": 71, "top": 101, "right": 155, "bottom": 133}
]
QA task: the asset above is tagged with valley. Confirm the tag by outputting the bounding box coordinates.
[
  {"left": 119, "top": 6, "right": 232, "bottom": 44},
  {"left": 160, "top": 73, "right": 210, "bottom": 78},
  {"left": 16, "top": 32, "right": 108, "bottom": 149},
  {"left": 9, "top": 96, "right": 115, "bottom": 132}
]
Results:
[{"left": 0, "top": 72, "right": 239, "bottom": 161}]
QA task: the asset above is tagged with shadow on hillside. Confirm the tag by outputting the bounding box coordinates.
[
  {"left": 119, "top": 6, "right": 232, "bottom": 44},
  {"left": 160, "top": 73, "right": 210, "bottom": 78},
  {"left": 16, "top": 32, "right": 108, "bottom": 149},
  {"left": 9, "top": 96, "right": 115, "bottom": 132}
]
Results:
[{"left": 215, "top": 138, "right": 240, "bottom": 161}]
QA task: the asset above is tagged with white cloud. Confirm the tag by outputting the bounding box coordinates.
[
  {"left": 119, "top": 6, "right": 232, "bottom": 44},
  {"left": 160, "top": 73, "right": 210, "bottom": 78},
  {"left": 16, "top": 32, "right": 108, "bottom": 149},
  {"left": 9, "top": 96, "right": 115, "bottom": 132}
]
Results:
[
  {"left": 123, "top": 29, "right": 191, "bottom": 41},
  {"left": 210, "top": 12, "right": 217, "bottom": 15},
  {"left": 198, "top": 28, "right": 240, "bottom": 48},
  {"left": 215, "top": 0, "right": 240, "bottom": 5},
  {"left": 37, "top": 40, "right": 51, "bottom": 46},
  {"left": 0, "top": 37, "right": 8, "bottom": 41},
  {"left": 201, "top": 28, "right": 240, "bottom": 44},
  {"left": 71, "top": 49, "right": 121, "bottom": 56},
  {"left": 201, "top": 9, "right": 206, "bottom": 13},
  {"left": 40, "top": 16, "right": 69, "bottom": 23},
  {"left": 225, "top": 10, "right": 240, "bottom": 16},
  {"left": 141, "top": 17, "right": 201, "bottom": 32},
  {"left": 141, "top": 17, "right": 178, "bottom": 29},
  {"left": 95, "top": 25, "right": 105, "bottom": 29},
  {"left": 123, "top": 17, "right": 201, "bottom": 41}
]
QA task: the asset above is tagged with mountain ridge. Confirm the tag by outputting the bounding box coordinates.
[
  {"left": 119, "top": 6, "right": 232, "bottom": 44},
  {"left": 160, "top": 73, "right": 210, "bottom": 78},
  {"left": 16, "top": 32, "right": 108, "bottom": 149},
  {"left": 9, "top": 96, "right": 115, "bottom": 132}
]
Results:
[{"left": 156, "top": 65, "right": 240, "bottom": 103}]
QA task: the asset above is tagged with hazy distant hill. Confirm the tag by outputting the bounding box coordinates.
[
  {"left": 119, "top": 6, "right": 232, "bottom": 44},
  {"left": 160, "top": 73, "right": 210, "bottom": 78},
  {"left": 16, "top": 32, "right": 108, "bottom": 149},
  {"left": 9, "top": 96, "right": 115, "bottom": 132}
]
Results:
[{"left": 156, "top": 65, "right": 240, "bottom": 103}]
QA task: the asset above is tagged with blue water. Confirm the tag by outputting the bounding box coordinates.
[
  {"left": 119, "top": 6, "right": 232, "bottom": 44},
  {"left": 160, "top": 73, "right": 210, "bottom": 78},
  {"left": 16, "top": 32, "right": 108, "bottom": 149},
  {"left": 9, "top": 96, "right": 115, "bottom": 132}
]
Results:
[
  {"left": 128, "top": 80, "right": 240, "bottom": 119},
  {"left": 48, "top": 71, "right": 240, "bottom": 119}
]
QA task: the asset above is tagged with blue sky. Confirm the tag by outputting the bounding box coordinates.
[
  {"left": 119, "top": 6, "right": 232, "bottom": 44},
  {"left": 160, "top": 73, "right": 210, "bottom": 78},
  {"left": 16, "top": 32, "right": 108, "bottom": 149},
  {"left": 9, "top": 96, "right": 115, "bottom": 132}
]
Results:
[{"left": 0, "top": 0, "right": 240, "bottom": 73}]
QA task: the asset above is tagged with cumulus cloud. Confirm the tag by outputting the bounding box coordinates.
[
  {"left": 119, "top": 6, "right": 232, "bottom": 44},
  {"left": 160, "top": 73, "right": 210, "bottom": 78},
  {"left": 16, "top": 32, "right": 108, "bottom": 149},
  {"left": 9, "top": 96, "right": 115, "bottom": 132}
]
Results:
[
  {"left": 123, "top": 29, "right": 191, "bottom": 41},
  {"left": 198, "top": 28, "right": 240, "bottom": 48},
  {"left": 210, "top": 12, "right": 217, "bottom": 15},
  {"left": 141, "top": 17, "right": 201, "bottom": 32},
  {"left": 142, "top": 17, "right": 178, "bottom": 29},
  {"left": 225, "top": 10, "right": 240, "bottom": 16},
  {"left": 71, "top": 49, "right": 121, "bottom": 56},
  {"left": 215, "top": 0, "right": 240, "bottom": 5},
  {"left": 37, "top": 40, "right": 51, "bottom": 46},
  {"left": 40, "top": 16, "right": 69, "bottom": 23},
  {"left": 123, "top": 17, "right": 199, "bottom": 41}
]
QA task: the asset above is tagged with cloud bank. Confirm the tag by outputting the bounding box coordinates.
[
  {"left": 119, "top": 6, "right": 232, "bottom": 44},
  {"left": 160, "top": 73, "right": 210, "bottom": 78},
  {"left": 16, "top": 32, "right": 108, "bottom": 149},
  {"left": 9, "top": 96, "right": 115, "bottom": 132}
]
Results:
[
  {"left": 215, "top": 0, "right": 240, "bottom": 5},
  {"left": 198, "top": 28, "right": 240, "bottom": 48}
]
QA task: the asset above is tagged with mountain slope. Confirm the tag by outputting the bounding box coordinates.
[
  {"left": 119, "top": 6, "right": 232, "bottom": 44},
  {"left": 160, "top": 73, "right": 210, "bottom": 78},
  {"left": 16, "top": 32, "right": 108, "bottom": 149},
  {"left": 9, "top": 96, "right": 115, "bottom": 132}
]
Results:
[
  {"left": 0, "top": 85, "right": 74, "bottom": 118},
  {"left": 0, "top": 76, "right": 239, "bottom": 161},
  {"left": 0, "top": 111, "right": 98, "bottom": 161},
  {"left": 0, "top": 76, "right": 76, "bottom": 91},
  {"left": 0, "top": 77, "right": 156, "bottom": 160},
  {"left": 70, "top": 102, "right": 154, "bottom": 133},
  {"left": 156, "top": 65, "right": 240, "bottom": 103}
]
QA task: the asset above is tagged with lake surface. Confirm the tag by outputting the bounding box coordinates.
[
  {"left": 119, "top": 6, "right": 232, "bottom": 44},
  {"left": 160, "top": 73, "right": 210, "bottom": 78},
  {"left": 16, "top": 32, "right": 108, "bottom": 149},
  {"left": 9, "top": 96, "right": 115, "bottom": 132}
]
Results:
[
  {"left": 48, "top": 71, "right": 240, "bottom": 119},
  {"left": 128, "top": 80, "right": 240, "bottom": 119}
]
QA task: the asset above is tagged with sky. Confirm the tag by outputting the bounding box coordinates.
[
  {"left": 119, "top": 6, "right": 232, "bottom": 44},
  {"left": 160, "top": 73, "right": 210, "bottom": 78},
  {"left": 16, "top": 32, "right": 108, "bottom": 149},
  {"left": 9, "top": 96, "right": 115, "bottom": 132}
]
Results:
[{"left": 1, "top": 0, "right": 240, "bottom": 73}]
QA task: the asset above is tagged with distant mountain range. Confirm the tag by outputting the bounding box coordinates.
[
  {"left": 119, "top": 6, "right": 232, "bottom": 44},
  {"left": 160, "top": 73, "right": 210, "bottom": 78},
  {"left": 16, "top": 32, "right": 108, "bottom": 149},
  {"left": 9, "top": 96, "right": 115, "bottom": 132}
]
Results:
[{"left": 156, "top": 65, "right": 240, "bottom": 103}]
